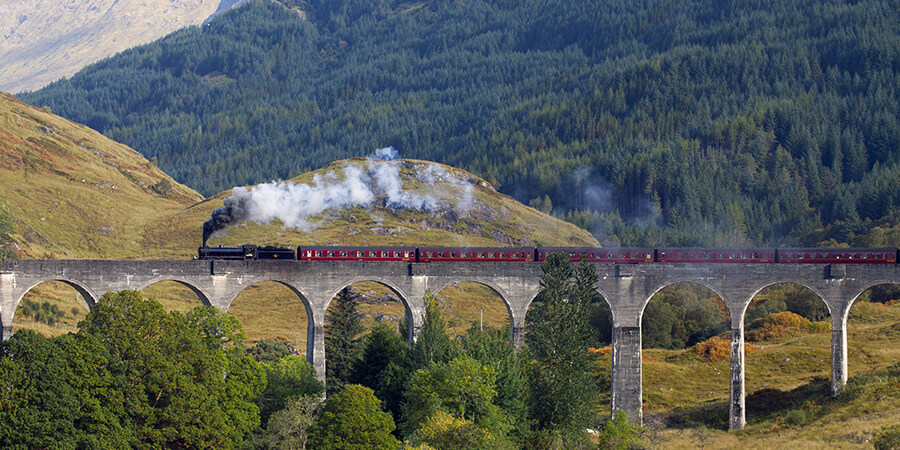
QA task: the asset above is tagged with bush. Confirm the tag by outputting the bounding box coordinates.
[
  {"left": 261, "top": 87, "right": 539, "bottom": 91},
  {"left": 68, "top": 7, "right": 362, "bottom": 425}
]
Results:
[
  {"left": 746, "top": 312, "right": 829, "bottom": 342},
  {"left": 596, "top": 411, "right": 649, "bottom": 450},
  {"left": 692, "top": 336, "right": 759, "bottom": 362},
  {"left": 874, "top": 425, "right": 900, "bottom": 450},
  {"left": 783, "top": 409, "right": 807, "bottom": 426}
]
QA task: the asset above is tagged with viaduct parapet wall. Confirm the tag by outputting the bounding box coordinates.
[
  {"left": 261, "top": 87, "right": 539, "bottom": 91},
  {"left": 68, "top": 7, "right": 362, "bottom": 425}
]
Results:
[{"left": 2, "top": 259, "right": 898, "bottom": 430}]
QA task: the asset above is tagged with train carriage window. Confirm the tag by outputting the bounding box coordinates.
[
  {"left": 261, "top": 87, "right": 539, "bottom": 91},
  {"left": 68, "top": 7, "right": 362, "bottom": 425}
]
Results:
[
  {"left": 426, "top": 252, "right": 434, "bottom": 258},
  {"left": 500, "top": 252, "right": 507, "bottom": 258},
  {"left": 400, "top": 251, "right": 407, "bottom": 258},
  {"left": 660, "top": 252, "right": 667, "bottom": 258},
  {"left": 608, "top": 252, "right": 614, "bottom": 258},
  {"left": 461, "top": 252, "right": 468, "bottom": 258},
  {"left": 752, "top": 252, "right": 759, "bottom": 258},
  {"left": 339, "top": 251, "right": 347, "bottom": 257},
  {"left": 327, "top": 251, "right": 334, "bottom": 257},
  {"left": 704, "top": 253, "right": 710, "bottom": 259},
  {"left": 451, "top": 252, "right": 458, "bottom": 258},
  {"left": 478, "top": 252, "right": 485, "bottom": 258},
  {"left": 729, "top": 253, "right": 736, "bottom": 259},
  {"left": 488, "top": 252, "right": 495, "bottom": 258}
]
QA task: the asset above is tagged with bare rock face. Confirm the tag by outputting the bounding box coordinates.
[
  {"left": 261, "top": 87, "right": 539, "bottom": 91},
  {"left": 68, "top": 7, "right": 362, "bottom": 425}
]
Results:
[{"left": 0, "top": 0, "right": 223, "bottom": 94}]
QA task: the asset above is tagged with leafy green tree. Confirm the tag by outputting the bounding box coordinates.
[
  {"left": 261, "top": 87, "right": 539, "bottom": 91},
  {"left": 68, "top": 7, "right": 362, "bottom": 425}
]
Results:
[
  {"left": 259, "top": 355, "right": 324, "bottom": 425},
  {"left": 307, "top": 384, "right": 399, "bottom": 449},
  {"left": 526, "top": 253, "right": 598, "bottom": 441},
  {"left": 459, "top": 325, "right": 529, "bottom": 442},
  {"left": 0, "top": 330, "right": 131, "bottom": 448},
  {"left": 411, "top": 411, "right": 509, "bottom": 450},
  {"left": 260, "top": 394, "right": 322, "bottom": 450},
  {"left": 79, "top": 290, "right": 265, "bottom": 448},
  {"left": 325, "top": 287, "right": 364, "bottom": 393},
  {"left": 401, "top": 356, "right": 508, "bottom": 437},
  {"left": 409, "top": 291, "right": 454, "bottom": 371}
]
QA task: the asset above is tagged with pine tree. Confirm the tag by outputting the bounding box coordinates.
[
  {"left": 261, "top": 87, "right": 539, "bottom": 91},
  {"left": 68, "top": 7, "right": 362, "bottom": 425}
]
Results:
[
  {"left": 409, "top": 291, "right": 453, "bottom": 371},
  {"left": 526, "top": 252, "right": 598, "bottom": 442},
  {"left": 324, "top": 287, "right": 363, "bottom": 394}
]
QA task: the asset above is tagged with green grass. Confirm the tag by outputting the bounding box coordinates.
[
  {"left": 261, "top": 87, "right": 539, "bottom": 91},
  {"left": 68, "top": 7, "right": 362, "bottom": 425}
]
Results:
[{"left": 628, "top": 302, "right": 900, "bottom": 448}]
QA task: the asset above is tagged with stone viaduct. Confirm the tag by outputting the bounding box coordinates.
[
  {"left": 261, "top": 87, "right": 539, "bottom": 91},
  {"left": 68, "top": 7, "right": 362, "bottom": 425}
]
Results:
[{"left": 1, "top": 258, "right": 898, "bottom": 430}]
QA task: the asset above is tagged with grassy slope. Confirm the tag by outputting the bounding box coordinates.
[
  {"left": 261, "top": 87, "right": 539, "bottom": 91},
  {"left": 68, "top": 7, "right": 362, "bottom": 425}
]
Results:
[
  {"left": 0, "top": 92, "right": 202, "bottom": 259},
  {"left": 606, "top": 301, "right": 900, "bottom": 448}
]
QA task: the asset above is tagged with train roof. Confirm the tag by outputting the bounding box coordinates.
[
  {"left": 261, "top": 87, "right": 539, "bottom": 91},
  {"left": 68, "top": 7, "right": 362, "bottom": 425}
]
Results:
[
  {"left": 298, "top": 245, "right": 417, "bottom": 250},
  {"left": 537, "top": 247, "right": 654, "bottom": 251},
  {"left": 777, "top": 247, "right": 897, "bottom": 252},
  {"left": 418, "top": 246, "right": 534, "bottom": 251}
]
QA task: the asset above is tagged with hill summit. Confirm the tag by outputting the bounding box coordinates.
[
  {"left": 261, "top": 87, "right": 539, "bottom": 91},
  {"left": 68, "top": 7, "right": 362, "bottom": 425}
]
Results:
[{"left": 191, "top": 155, "right": 600, "bottom": 251}]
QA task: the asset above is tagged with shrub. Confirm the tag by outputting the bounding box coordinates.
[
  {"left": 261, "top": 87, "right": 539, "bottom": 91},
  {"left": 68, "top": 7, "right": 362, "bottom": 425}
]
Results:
[
  {"left": 692, "top": 336, "right": 759, "bottom": 362},
  {"left": 874, "top": 425, "right": 900, "bottom": 450},
  {"left": 596, "top": 411, "right": 649, "bottom": 450},
  {"left": 783, "top": 409, "right": 807, "bottom": 426},
  {"left": 746, "top": 312, "right": 829, "bottom": 342}
]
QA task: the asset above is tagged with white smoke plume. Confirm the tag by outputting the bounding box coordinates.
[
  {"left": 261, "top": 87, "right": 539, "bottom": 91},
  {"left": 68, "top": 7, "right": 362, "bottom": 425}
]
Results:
[{"left": 202, "top": 148, "right": 475, "bottom": 243}]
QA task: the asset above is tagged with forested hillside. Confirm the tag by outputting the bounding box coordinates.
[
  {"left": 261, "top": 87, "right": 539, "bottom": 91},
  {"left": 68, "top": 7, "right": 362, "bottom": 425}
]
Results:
[{"left": 21, "top": 0, "right": 900, "bottom": 247}]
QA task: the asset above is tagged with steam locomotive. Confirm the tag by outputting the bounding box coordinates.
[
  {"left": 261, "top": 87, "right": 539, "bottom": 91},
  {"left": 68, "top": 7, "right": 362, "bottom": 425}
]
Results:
[{"left": 197, "top": 245, "right": 899, "bottom": 264}]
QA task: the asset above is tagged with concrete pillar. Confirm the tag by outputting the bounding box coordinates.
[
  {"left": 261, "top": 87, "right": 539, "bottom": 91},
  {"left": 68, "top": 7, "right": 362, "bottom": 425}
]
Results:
[
  {"left": 510, "top": 308, "right": 527, "bottom": 352},
  {"left": 831, "top": 313, "right": 848, "bottom": 396},
  {"left": 0, "top": 271, "right": 14, "bottom": 340},
  {"left": 407, "top": 305, "right": 424, "bottom": 347},
  {"left": 511, "top": 325, "right": 525, "bottom": 352},
  {"left": 729, "top": 322, "right": 746, "bottom": 430},
  {"left": 306, "top": 307, "right": 326, "bottom": 382},
  {"left": 611, "top": 326, "right": 642, "bottom": 424}
]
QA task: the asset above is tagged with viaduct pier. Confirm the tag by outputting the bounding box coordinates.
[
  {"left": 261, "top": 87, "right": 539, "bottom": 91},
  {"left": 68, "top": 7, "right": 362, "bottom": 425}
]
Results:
[{"left": 2, "top": 258, "right": 898, "bottom": 430}]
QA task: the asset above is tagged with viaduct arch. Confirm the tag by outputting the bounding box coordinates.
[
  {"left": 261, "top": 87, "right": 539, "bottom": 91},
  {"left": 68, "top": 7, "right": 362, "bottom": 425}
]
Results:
[{"left": 2, "top": 258, "right": 898, "bottom": 431}]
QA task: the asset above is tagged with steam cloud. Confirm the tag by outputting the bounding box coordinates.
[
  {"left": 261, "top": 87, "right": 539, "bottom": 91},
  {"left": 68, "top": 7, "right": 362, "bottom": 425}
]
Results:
[{"left": 202, "top": 147, "right": 474, "bottom": 245}]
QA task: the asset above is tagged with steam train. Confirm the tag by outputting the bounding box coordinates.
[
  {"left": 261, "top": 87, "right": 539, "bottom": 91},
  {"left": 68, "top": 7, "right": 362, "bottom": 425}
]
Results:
[{"left": 197, "top": 245, "right": 899, "bottom": 264}]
